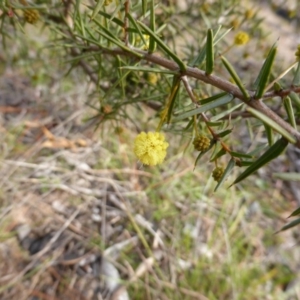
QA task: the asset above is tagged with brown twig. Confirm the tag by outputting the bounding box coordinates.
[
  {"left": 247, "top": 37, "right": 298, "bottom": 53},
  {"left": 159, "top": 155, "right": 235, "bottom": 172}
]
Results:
[
  {"left": 181, "top": 76, "right": 235, "bottom": 155},
  {"left": 84, "top": 45, "right": 300, "bottom": 148}
]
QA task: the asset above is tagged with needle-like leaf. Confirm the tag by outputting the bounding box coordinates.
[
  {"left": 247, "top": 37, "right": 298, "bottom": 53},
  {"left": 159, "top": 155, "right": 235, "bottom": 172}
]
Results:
[
  {"left": 221, "top": 56, "right": 250, "bottom": 100},
  {"left": 246, "top": 107, "right": 296, "bottom": 144},
  {"left": 214, "top": 158, "right": 235, "bottom": 191},
  {"left": 292, "top": 62, "right": 300, "bottom": 86},
  {"left": 254, "top": 44, "right": 277, "bottom": 99},
  {"left": 232, "top": 137, "right": 289, "bottom": 185},
  {"left": 206, "top": 29, "right": 214, "bottom": 75}
]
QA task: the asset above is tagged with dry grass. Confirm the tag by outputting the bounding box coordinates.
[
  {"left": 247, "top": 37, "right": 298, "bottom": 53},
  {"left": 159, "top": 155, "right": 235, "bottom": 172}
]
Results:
[{"left": 0, "top": 71, "right": 299, "bottom": 300}]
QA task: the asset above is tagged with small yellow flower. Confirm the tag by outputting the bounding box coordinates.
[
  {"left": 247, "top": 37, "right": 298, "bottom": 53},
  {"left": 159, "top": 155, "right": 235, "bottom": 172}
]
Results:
[
  {"left": 234, "top": 31, "right": 250, "bottom": 46},
  {"left": 134, "top": 131, "right": 169, "bottom": 166},
  {"left": 147, "top": 73, "right": 159, "bottom": 85},
  {"left": 135, "top": 34, "right": 150, "bottom": 50}
]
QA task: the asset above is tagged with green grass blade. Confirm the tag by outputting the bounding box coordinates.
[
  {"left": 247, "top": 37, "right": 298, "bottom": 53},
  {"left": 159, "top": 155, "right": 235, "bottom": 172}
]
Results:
[
  {"left": 206, "top": 29, "right": 214, "bottom": 75},
  {"left": 221, "top": 56, "right": 250, "bottom": 100},
  {"left": 292, "top": 62, "right": 300, "bottom": 86},
  {"left": 173, "top": 93, "right": 234, "bottom": 122},
  {"left": 214, "top": 158, "right": 235, "bottom": 191},
  {"left": 283, "top": 96, "right": 297, "bottom": 129},
  {"left": 246, "top": 107, "right": 296, "bottom": 144},
  {"left": 137, "top": 21, "right": 186, "bottom": 71},
  {"left": 232, "top": 137, "right": 289, "bottom": 185},
  {"left": 254, "top": 44, "right": 277, "bottom": 99}
]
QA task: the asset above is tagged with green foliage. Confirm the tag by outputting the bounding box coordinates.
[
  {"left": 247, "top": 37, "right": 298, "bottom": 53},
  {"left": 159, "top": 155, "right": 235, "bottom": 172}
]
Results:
[{"left": 2, "top": 1, "right": 300, "bottom": 226}]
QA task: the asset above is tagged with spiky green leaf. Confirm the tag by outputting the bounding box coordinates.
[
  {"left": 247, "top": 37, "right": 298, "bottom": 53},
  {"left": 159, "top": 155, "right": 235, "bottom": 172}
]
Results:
[
  {"left": 173, "top": 93, "right": 234, "bottom": 122},
  {"left": 210, "top": 147, "right": 226, "bottom": 162},
  {"left": 211, "top": 103, "right": 244, "bottom": 121},
  {"left": 292, "top": 62, "right": 300, "bottom": 86},
  {"left": 137, "top": 21, "right": 186, "bottom": 71},
  {"left": 221, "top": 56, "right": 250, "bottom": 100},
  {"left": 90, "top": 0, "right": 105, "bottom": 20},
  {"left": 254, "top": 44, "right": 277, "bottom": 99},
  {"left": 263, "top": 122, "right": 274, "bottom": 146},
  {"left": 279, "top": 217, "right": 300, "bottom": 232},
  {"left": 206, "top": 29, "right": 214, "bottom": 75},
  {"left": 232, "top": 137, "right": 289, "bottom": 185},
  {"left": 149, "top": 0, "right": 156, "bottom": 53},
  {"left": 288, "top": 207, "right": 300, "bottom": 218},
  {"left": 283, "top": 96, "right": 297, "bottom": 129},
  {"left": 246, "top": 107, "right": 296, "bottom": 144},
  {"left": 214, "top": 158, "right": 235, "bottom": 191}
]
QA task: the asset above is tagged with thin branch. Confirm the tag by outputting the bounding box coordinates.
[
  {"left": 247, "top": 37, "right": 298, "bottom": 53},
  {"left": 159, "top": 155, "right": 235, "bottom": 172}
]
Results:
[
  {"left": 84, "top": 45, "right": 300, "bottom": 148},
  {"left": 182, "top": 76, "right": 236, "bottom": 156}
]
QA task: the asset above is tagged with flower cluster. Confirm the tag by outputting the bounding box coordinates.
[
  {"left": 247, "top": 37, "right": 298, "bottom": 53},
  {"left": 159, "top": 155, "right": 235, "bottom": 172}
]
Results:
[
  {"left": 212, "top": 167, "right": 224, "bottom": 182},
  {"left": 193, "top": 135, "right": 210, "bottom": 152},
  {"left": 24, "top": 9, "right": 40, "bottom": 24},
  {"left": 134, "top": 132, "right": 169, "bottom": 166},
  {"left": 234, "top": 31, "right": 250, "bottom": 45}
]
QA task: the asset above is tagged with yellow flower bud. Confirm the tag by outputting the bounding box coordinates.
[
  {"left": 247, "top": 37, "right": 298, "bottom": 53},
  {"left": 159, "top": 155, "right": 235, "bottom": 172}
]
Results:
[
  {"left": 24, "top": 9, "right": 40, "bottom": 24},
  {"left": 234, "top": 31, "right": 250, "bottom": 46},
  {"left": 134, "top": 132, "right": 169, "bottom": 166},
  {"left": 193, "top": 135, "right": 210, "bottom": 152},
  {"left": 230, "top": 19, "right": 240, "bottom": 30},
  {"left": 245, "top": 9, "right": 254, "bottom": 20},
  {"left": 147, "top": 73, "right": 159, "bottom": 85},
  {"left": 212, "top": 167, "right": 224, "bottom": 182}
]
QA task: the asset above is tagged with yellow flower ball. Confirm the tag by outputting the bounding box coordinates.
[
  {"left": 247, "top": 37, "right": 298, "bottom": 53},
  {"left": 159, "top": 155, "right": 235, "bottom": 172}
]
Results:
[
  {"left": 212, "top": 166, "right": 224, "bottom": 182},
  {"left": 245, "top": 9, "right": 255, "bottom": 20},
  {"left": 134, "top": 131, "right": 169, "bottom": 166},
  {"left": 234, "top": 31, "right": 250, "bottom": 46},
  {"left": 147, "top": 73, "right": 159, "bottom": 85}
]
